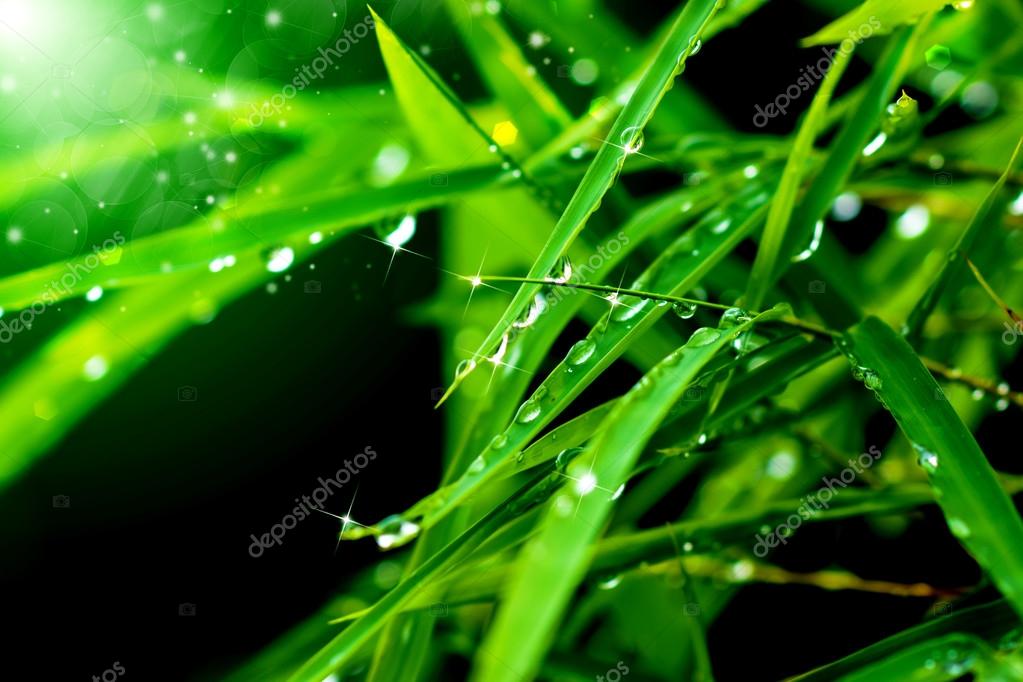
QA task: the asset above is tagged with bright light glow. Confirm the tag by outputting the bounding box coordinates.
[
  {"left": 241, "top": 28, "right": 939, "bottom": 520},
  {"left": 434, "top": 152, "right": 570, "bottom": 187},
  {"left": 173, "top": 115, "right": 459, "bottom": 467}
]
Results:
[
  {"left": 174, "top": 49, "right": 186, "bottom": 63},
  {"left": 82, "top": 355, "right": 109, "bottom": 381},
  {"left": 575, "top": 472, "right": 598, "bottom": 496},
  {"left": 265, "top": 247, "right": 294, "bottom": 273},
  {"left": 1009, "top": 191, "right": 1023, "bottom": 216},
  {"left": 862, "top": 132, "right": 887, "bottom": 156},
  {"left": 469, "top": 275, "right": 482, "bottom": 288},
  {"left": 0, "top": 1, "right": 34, "bottom": 34},
  {"left": 831, "top": 191, "right": 863, "bottom": 222},
  {"left": 266, "top": 9, "right": 282, "bottom": 27},
  {"left": 308, "top": 231, "right": 323, "bottom": 244},
  {"left": 6, "top": 226, "right": 23, "bottom": 243},
  {"left": 85, "top": 285, "right": 103, "bottom": 302},
  {"left": 384, "top": 214, "right": 416, "bottom": 249},
  {"left": 896, "top": 204, "right": 930, "bottom": 239}
]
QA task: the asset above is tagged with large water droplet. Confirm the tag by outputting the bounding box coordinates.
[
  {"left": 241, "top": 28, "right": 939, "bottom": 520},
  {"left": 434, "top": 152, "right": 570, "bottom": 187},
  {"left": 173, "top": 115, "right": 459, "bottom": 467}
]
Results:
[
  {"left": 672, "top": 301, "right": 697, "bottom": 319},
  {"left": 490, "top": 433, "right": 508, "bottom": 450},
  {"left": 468, "top": 455, "right": 487, "bottom": 473},
  {"left": 547, "top": 256, "right": 573, "bottom": 284},
  {"left": 375, "top": 515, "right": 421, "bottom": 549},
  {"left": 555, "top": 447, "right": 583, "bottom": 470},
  {"left": 566, "top": 338, "right": 597, "bottom": 365},
  {"left": 687, "top": 327, "right": 720, "bottom": 347},
  {"left": 455, "top": 358, "right": 477, "bottom": 381},
  {"left": 719, "top": 307, "right": 752, "bottom": 329},
  {"left": 618, "top": 125, "right": 644, "bottom": 155},
  {"left": 515, "top": 398, "right": 542, "bottom": 424},
  {"left": 513, "top": 293, "right": 548, "bottom": 329}
]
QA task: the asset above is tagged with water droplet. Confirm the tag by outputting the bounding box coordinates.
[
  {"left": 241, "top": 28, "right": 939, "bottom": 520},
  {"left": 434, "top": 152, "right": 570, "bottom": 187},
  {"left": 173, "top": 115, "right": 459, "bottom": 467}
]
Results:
[
  {"left": 547, "top": 255, "right": 573, "bottom": 284},
  {"left": 490, "top": 433, "right": 508, "bottom": 450},
  {"left": 455, "top": 358, "right": 477, "bottom": 381},
  {"left": 566, "top": 338, "right": 597, "bottom": 365},
  {"left": 375, "top": 515, "right": 421, "bottom": 549},
  {"left": 468, "top": 455, "right": 487, "bottom": 473},
  {"left": 914, "top": 444, "right": 939, "bottom": 472},
  {"left": 598, "top": 574, "right": 622, "bottom": 590},
  {"left": 513, "top": 293, "right": 547, "bottom": 329},
  {"left": 376, "top": 214, "right": 416, "bottom": 248},
  {"left": 719, "top": 307, "right": 752, "bottom": 329},
  {"left": 611, "top": 483, "right": 625, "bottom": 500},
  {"left": 996, "top": 382, "right": 1010, "bottom": 396},
  {"left": 996, "top": 398, "right": 1009, "bottom": 411},
  {"left": 618, "top": 125, "right": 644, "bottom": 155},
  {"left": 687, "top": 327, "right": 720, "bottom": 347},
  {"left": 863, "top": 370, "right": 883, "bottom": 391},
  {"left": 85, "top": 285, "right": 103, "bottom": 302},
  {"left": 792, "top": 220, "right": 824, "bottom": 262},
  {"left": 688, "top": 37, "right": 702, "bottom": 56},
  {"left": 82, "top": 355, "right": 109, "bottom": 381},
  {"left": 948, "top": 517, "right": 971, "bottom": 539},
  {"left": 862, "top": 131, "right": 887, "bottom": 157},
  {"left": 555, "top": 447, "right": 583, "bottom": 470},
  {"left": 611, "top": 295, "right": 648, "bottom": 322},
  {"left": 263, "top": 246, "right": 295, "bottom": 273},
  {"left": 515, "top": 398, "right": 542, "bottom": 424},
  {"left": 672, "top": 301, "right": 697, "bottom": 319},
  {"left": 711, "top": 217, "right": 732, "bottom": 234},
  {"left": 971, "top": 388, "right": 984, "bottom": 401}
]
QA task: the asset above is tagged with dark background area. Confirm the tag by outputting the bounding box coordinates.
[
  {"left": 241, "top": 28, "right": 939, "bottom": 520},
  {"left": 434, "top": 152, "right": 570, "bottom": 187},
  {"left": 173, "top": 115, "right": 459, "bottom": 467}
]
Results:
[{"left": 2, "top": 1, "right": 1017, "bottom": 680}]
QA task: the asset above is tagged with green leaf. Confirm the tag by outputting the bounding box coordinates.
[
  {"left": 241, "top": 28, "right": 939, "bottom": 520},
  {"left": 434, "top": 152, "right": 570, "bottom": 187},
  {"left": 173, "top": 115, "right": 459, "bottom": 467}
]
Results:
[
  {"left": 448, "top": 0, "right": 724, "bottom": 404},
  {"left": 906, "top": 136, "right": 1023, "bottom": 343},
  {"left": 803, "top": 0, "right": 954, "bottom": 47},
  {"left": 745, "top": 41, "right": 852, "bottom": 309},
  {"left": 840, "top": 317, "right": 1023, "bottom": 618},
  {"left": 472, "top": 304, "right": 787, "bottom": 682}
]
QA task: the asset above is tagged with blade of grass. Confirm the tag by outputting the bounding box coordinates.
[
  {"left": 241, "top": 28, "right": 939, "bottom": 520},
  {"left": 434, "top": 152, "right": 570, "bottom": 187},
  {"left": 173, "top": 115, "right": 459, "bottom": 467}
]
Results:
[
  {"left": 905, "top": 136, "right": 1023, "bottom": 344},
  {"left": 442, "top": 0, "right": 723, "bottom": 405},
  {"left": 471, "top": 304, "right": 787, "bottom": 682},
  {"left": 840, "top": 316, "right": 1023, "bottom": 618},
  {"left": 773, "top": 22, "right": 930, "bottom": 318},
  {"left": 343, "top": 182, "right": 774, "bottom": 540},
  {"left": 744, "top": 43, "right": 853, "bottom": 310}
]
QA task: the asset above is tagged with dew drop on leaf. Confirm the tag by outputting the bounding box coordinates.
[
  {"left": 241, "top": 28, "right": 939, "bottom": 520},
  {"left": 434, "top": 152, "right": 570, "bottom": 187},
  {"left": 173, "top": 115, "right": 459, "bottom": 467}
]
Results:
[
  {"left": 687, "top": 327, "right": 720, "bottom": 347},
  {"left": 566, "top": 338, "right": 596, "bottom": 365},
  {"left": 672, "top": 301, "right": 697, "bottom": 319},
  {"left": 375, "top": 515, "right": 421, "bottom": 549},
  {"left": 515, "top": 398, "right": 542, "bottom": 424}
]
